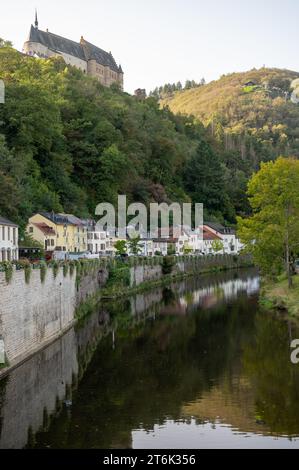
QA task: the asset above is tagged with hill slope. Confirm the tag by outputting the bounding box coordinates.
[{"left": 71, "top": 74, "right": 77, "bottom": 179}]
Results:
[
  {"left": 0, "top": 46, "right": 239, "bottom": 228},
  {"left": 161, "top": 68, "right": 299, "bottom": 164}
]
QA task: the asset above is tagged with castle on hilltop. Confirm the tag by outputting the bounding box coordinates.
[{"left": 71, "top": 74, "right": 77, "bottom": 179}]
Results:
[{"left": 23, "top": 12, "right": 124, "bottom": 89}]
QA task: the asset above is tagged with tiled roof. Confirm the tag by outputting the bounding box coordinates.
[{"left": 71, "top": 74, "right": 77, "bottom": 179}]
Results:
[
  {"left": 203, "top": 228, "right": 221, "bottom": 241},
  {"left": 204, "top": 222, "right": 235, "bottom": 235},
  {"left": 32, "top": 223, "right": 56, "bottom": 236},
  {"left": 27, "top": 26, "right": 120, "bottom": 72},
  {"left": 0, "top": 216, "right": 18, "bottom": 227},
  {"left": 40, "top": 212, "right": 83, "bottom": 226},
  {"left": 152, "top": 227, "right": 180, "bottom": 242}
]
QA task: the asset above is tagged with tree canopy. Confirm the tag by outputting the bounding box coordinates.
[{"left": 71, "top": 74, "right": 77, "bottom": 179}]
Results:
[
  {"left": 162, "top": 68, "right": 299, "bottom": 170},
  {"left": 238, "top": 157, "right": 299, "bottom": 287},
  {"left": 0, "top": 47, "right": 241, "bottom": 231}
]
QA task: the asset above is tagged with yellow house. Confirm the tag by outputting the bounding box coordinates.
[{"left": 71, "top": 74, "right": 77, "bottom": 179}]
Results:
[
  {"left": 27, "top": 213, "right": 87, "bottom": 253},
  {"left": 27, "top": 220, "right": 56, "bottom": 251}
]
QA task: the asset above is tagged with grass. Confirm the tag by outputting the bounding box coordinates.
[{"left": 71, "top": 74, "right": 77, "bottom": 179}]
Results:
[
  {"left": 261, "top": 275, "right": 299, "bottom": 318},
  {"left": 243, "top": 85, "right": 258, "bottom": 93}
]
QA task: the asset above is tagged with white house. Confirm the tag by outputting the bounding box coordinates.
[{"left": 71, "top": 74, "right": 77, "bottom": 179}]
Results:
[
  {"left": 0, "top": 216, "right": 19, "bottom": 262},
  {"left": 203, "top": 223, "right": 243, "bottom": 254},
  {"left": 87, "top": 231, "right": 108, "bottom": 255},
  {"left": 178, "top": 227, "right": 203, "bottom": 254},
  {"left": 151, "top": 227, "right": 202, "bottom": 256},
  {"left": 80, "top": 220, "right": 109, "bottom": 256},
  {"left": 201, "top": 227, "right": 223, "bottom": 255},
  {"left": 138, "top": 239, "right": 154, "bottom": 257},
  {"left": 153, "top": 239, "right": 168, "bottom": 256}
]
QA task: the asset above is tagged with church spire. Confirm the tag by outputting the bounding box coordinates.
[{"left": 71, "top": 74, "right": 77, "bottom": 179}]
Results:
[{"left": 34, "top": 9, "right": 38, "bottom": 29}]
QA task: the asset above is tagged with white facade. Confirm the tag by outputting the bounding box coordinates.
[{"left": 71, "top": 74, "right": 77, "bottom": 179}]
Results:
[
  {"left": 87, "top": 230, "right": 108, "bottom": 255},
  {"left": 153, "top": 241, "right": 168, "bottom": 256},
  {"left": 0, "top": 218, "right": 19, "bottom": 262},
  {"left": 138, "top": 240, "right": 154, "bottom": 257},
  {"left": 176, "top": 229, "right": 203, "bottom": 254},
  {"left": 203, "top": 224, "right": 243, "bottom": 255}
]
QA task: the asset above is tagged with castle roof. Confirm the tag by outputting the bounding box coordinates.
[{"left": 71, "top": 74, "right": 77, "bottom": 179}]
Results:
[
  {"left": 27, "top": 25, "right": 120, "bottom": 73},
  {"left": 81, "top": 39, "right": 119, "bottom": 72}
]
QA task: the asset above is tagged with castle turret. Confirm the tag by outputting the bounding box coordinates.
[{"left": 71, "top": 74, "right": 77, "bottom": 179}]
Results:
[{"left": 34, "top": 9, "right": 38, "bottom": 29}]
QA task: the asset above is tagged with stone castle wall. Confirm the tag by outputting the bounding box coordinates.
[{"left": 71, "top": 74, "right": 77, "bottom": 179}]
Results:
[{"left": 23, "top": 41, "right": 123, "bottom": 88}]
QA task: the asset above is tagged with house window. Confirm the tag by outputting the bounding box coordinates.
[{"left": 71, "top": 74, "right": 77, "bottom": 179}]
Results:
[{"left": 29, "top": 226, "right": 33, "bottom": 233}]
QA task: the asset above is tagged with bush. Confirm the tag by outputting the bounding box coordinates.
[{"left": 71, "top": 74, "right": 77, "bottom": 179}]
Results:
[
  {"left": 63, "top": 263, "right": 69, "bottom": 277},
  {"left": 162, "top": 256, "right": 175, "bottom": 275},
  {"left": 15, "top": 259, "right": 32, "bottom": 284},
  {"left": 0, "top": 261, "right": 13, "bottom": 284},
  {"left": 40, "top": 262, "right": 47, "bottom": 284}
]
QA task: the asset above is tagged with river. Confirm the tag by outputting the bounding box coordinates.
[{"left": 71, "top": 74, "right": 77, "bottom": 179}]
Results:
[{"left": 1, "top": 268, "right": 299, "bottom": 449}]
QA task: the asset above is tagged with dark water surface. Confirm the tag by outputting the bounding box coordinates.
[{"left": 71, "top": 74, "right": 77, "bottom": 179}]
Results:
[{"left": 1, "top": 268, "right": 299, "bottom": 449}]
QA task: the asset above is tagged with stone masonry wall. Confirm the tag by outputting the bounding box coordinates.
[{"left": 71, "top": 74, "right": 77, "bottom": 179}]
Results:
[
  {"left": 130, "top": 264, "right": 162, "bottom": 287},
  {"left": 0, "top": 268, "right": 77, "bottom": 369},
  {"left": 0, "top": 328, "right": 77, "bottom": 449},
  {"left": 0, "top": 264, "right": 108, "bottom": 371}
]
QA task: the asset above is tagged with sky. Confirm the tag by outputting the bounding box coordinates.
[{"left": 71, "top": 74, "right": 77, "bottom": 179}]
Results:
[{"left": 1, "top": 0, "right": 299, "bottom": 94}]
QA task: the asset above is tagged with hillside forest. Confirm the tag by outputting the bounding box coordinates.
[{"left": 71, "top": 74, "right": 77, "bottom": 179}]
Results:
[{"left": 1, "top": 42, "right": 299, "bottom": 232}]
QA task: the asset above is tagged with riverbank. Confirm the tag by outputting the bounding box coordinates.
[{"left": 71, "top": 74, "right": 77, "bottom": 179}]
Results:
[
  {"left": 75, "top": 255, "right": 254, "bottom": 321},
  {"left": 260, "top": 275, "right": 299, "bottom": 319}
]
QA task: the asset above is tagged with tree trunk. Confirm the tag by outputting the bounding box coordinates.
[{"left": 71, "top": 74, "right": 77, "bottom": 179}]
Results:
[{"left": 286, "top": 239, "right": 293, "bottom": 289}]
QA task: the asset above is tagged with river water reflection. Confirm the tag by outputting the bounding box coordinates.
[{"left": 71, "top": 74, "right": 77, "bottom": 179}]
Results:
[{"left": 1, "top": 268, "right": 299, "bottom": 449}]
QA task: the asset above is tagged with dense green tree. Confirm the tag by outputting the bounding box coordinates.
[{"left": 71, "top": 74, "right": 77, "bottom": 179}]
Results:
[
  {"left": 0, "top": 38, "right": 12, "bottom": 48},
  {"left": 238, "top": 157, "right": 299, "bottom": 287},
  {"left": 183, "top": 140, "right": 235, "bottom": 221},
  {"left": 127, "top": 236, "right": 142, "bottom": 256},
  {"left": 0, "top": 45, "right": 247, "bottom": 231},
  {"left": 162, "top": 68, "right": 299, "bottom": 166},
  {"left": 114, "top": 240, "right": 127, "bottom": 256}
]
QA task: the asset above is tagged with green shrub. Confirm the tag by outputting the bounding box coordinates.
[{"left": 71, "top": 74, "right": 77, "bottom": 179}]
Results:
[
  {"left": 14, "top": 259, "right": 32, "bottom": 284},
  {"left": 162, "top": 256, "right": 175, "bottom": 275},
  {"left": 69, "top": 261, "right": 75, "bottom": 277},
  {"left": 40, "top": 262, "right": 47, "bottom": 284},
  {"left": 25, "top": 264, "right": 32, "bottom": 284},
  {"left": 1, "top": 261, "right": 13, "bottom": 284},
  {"left": 52, "top": 261, "right": 59, "bottom": 279},
  {"left": 63, "top": 263, "right": 69, "bottom": 277}
]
